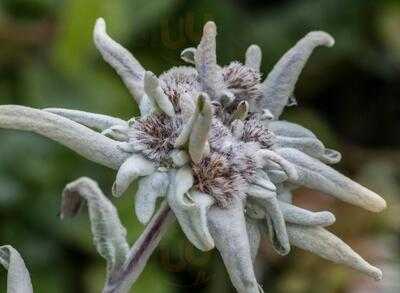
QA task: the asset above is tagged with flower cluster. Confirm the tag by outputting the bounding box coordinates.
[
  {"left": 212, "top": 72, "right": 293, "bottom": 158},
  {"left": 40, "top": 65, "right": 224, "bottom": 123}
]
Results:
[{"left": 0, "top": 18, "right": 387, "bottom": 293}]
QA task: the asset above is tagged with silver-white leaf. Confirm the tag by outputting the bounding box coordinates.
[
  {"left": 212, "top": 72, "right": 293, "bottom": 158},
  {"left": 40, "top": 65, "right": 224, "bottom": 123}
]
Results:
[
  {"left": 61, "top": 177, "right": 129, "bottom": 274},
  {"left": 0, "top": 245, "right": 33, "bottom": 293}
]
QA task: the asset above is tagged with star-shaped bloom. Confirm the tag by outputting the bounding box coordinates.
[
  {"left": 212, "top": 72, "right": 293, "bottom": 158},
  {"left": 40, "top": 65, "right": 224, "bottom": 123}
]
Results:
[{"left": 0, "top": 19, "right": 386, "bottom": 293}]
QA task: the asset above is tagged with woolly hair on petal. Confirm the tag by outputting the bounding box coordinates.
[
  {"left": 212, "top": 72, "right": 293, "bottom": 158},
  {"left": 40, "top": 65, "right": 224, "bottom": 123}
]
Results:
[
  {"left": 276, "top": 147, "right": 386, "bottom": 212},
  {"left": 194, "top": 21, "right": 225, "bottom": 99},
  {"left": 94, "top": 18, "right": 145, "bottom": 103},
  {"left": 208, "top": 197, "right": 262, "bottom": 293},
  {"left": 278, "top": 201, "right": 336, "bottom": 227},
  {"left": 44, "top": 108, "right": 127, "bottom": 131},
  {"left": 167, "top": 167, "right": 215, "bottom": 251},
  {"left": 246, "top": 218, "right": 262, "bottom": 262},
  {"left": 247, "top": 185, "right": 290, "bottom": 255},
  {"left": 270, "top": 120, "right": 342, "bottom": 164},
  {"left": 189, "top": 93, "right": 213, "bottom": 163},
  {"left": 135, "top": 172, "right": 170, "bottom": 224},
  {"left": 245, "top": 44, "right": 262, "bottom": 72},
  {"left": 60, "top": 177, "right": 129, "bottom": 275},
  {"left": 144, "top": 71, "right": 175, "bottom": 117},
  {"left": 0, "top": 105, "right": 129, "bottom": 169},
  {"left": 0, "top": 246, "right": 33, "bottom": 293},
  {"left": 0, "top": 17, "right": 388, "bottom": 293},
  {"left": 112, "top": 154, "right": 156, "bottom": 197},
  {"left": 260, "top": 31, "right": 334, "bottom": 118},
  {"left": 287, "top": 224, "right": 383, "bottom": 281}
]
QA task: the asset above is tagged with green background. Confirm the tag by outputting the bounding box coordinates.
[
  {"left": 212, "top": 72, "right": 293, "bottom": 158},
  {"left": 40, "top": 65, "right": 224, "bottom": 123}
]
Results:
[{"left": 0, "top": 0, "right": 399, "bottom": 292}]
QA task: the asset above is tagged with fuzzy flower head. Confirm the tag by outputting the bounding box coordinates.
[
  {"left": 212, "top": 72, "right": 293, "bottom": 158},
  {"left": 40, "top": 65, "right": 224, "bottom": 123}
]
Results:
[{"left": 0, "top": 19, "right": 387, "bottom": 293}]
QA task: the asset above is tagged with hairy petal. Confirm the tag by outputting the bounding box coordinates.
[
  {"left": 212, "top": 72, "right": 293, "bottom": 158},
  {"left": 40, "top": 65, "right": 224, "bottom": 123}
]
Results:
[
  {"left": 245, "top": 44, "right": 262, "bottom": 72},
  {"left": 93, "top": 18, "right": 145, "bottom": 103},
  {"left": 287, "top": 224, "right": 382, "bottom": 281},
  {"left": 176, "top": 93, "right": 213, "bottom": 163},
  {"left": 44, "top": 108, "right": 127, "bottom": 131},
  {"left": 269, "top": 120, "right": 316, "bottom": 137},
  {"left": 0, "top": 246, "right": 33, "bottom": 293},
  {"left": 135, "top": 172, "right": 169, "bottom": 224},
  {"left": 252, "top": 170, "right": 276, "bottom": 191},
  {"left": 137, "top": 95, "right": 156, "bottom": 117},
  {"left": 279, "top": 201, "right": 336, "bottom": 227},
  {"left": 174, "top": 109, "right": 197, "bottom": 148},
  {"left": 112, "top": 154, "right": 155, "bottom": 198},
  {"left": 246, "top": 218, "right": 262, "bottom": 262},
  {"left": 195, "top": 21, "right": 224, "bottom": 99},
  {"left": 167, "top": 167, "right": 215, "bottom": 251},
  {"left": 0, "top": 105, "right": 129, "bottom": 169},
  {"left": 270, "top": 120, "right": 341, "bottom": 164},
  {"left": 189, "top": 93, "right": 213, "bottom": 163},
  {"left": 247, "top": 185, "right": 290, "bottom": 255},
  {"left": 102, "top": 125, "right": 130, "bottom": 142},
  {"left": 258, "top": 149, "right": 298, "bottom": 181},
  {"left": 274, "top": 136, "right": 341, "bottom": 164},
  {"left": 208, "top": 197, "right": 262, "bottom": 293},
  {"left": 144, "top": 71, "right": 175, "bottom": 117},
  {"left": 261, "top": 31, "right": 335, "bottom": 118},
  {"left": 276, "top": 147, "right": 387, "bottom": 212},
  {"left": 61, "top": 177, "right": 129, "bottom": 274}
]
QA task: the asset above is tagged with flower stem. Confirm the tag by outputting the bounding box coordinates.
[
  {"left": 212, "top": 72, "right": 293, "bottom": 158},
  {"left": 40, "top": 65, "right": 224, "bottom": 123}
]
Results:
[{"left": 104, "top": 201, "right": 175, "bottom": 293}]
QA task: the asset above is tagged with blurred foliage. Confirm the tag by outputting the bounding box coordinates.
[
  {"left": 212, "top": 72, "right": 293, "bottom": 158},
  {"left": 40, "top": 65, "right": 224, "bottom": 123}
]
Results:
[{"left": 0, "top": 0, "right": 399, "bottom": 292}]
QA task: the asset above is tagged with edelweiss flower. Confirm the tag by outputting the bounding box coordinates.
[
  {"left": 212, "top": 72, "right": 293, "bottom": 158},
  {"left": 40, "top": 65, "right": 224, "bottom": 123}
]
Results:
[{"left": 0, "top": 19, "right": 387, "bottom": 293}]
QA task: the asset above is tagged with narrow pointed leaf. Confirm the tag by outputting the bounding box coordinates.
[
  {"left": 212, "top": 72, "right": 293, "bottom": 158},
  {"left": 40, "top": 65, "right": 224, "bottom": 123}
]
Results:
[
  {"left": 195, "top": 21, "right": 224, "bottom": 99},
  {"left": 261, "top": 31, "right": 335, "bottom": 118},
  {"left": 61, "top": 177, "right": 129, "bottom": 274},
  {"left": 269, "top": 120, "right": 316, "bottom": 138},
  {"left": 279, "top": 201, "right": 336, "bottom": 227},
  {"left": 270, "top": 120, "right": 341, "bottom": 164},
  {"left": 208, "top": 198, "right": 261, "bottom": 293},
  {"left": 93, "top": 18, "right": 145, "bottom": 103},
  {"left": 276, "top": 147, "right": 387, "bottom": 212},
  {"left": 44, "top": 108, "right": 127, "bottom": 131},
  {"left": 287, "top": 224, "right": 383, "bottom": 281},
  {"left": 0, "top": 105, "right": 130, "bottom": 170}
]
